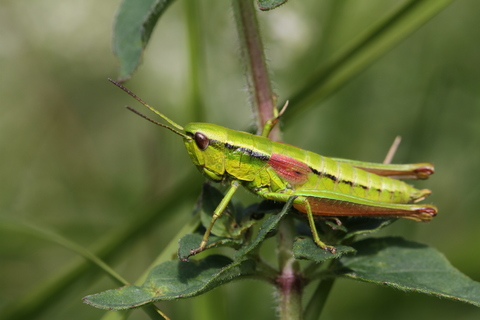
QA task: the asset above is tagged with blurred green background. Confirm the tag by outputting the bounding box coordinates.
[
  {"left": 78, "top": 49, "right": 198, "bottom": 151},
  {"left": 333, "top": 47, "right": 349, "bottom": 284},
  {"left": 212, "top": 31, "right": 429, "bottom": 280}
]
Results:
[{"left": 1, "top": 0, "right": 479, "bottom": 319}]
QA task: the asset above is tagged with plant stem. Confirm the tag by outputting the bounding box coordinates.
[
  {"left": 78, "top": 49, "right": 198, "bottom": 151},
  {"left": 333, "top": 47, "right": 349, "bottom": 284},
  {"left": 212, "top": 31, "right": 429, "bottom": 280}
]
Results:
[
  {"left": 231, "top": 0, "right": 278, "bottom": 139},
  {"left": 184, "top": 0, "right": 206, "bottom": 121},
  {"left": 231, "top": 2, "right": 305, "bottom": 318},
  {"left": 304, "top": 278, "right": 334, "bottom": 320},
  {"left": 277, "top": 216, "right": 304, "bottom": 320}
]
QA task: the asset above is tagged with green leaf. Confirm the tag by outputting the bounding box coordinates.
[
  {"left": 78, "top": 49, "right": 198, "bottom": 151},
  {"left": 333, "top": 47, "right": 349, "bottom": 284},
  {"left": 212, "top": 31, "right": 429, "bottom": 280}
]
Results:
[
  {"left": 113, "top": 0, "right": 176, "bottom": 80},
  {"left": 177, "top": 233, "right": 242, "bottom": 261},
  {"left": 293, "top": 237, "right": 356, "bottom": 263},
  {"left": 338, "top": 237, "right": 480, "bottom": 307},
  {"left": 233, "top": 215, "right": 278, "bottom": 258},
  {"left": 326, "top": 217, "right": 395, "bottom": 240},
  {"left": 83, "top": 255, "right": 256, "bottom": 310},
  {"left": 238, "top": 200, "right": 283, "bottom": 223},
  {"left": 323, "top": 219, "right": 348, "bottom": 233},
  {"left": 257, "top": 0, "right": 288, "bottom": 11},
  {"left": 234, "top": 196, "right": 294, "bottom": 259},
  {"left": 285, "top": 0, "right": 455, "bottom": 121},
  {"left": 343, "top": 218, "right": 395, "bottom": 239}
]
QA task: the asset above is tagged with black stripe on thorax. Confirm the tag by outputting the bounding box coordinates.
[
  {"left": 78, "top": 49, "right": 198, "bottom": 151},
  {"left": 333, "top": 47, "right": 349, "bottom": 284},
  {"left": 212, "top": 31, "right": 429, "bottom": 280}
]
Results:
[{"left": 223, "top": 142, "right": 270, "bottom": 161}]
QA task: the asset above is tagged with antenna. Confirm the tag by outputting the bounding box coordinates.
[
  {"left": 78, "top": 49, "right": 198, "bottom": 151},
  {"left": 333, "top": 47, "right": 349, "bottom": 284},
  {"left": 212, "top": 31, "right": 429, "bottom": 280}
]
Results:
[{"left": 109, "top": 78, "right": 191, "bottom": 140}]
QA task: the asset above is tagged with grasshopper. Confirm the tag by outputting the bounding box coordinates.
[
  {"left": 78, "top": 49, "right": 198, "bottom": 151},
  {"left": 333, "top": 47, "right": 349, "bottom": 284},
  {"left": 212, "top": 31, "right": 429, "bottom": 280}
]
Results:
[{"left": 109, "top": 79, "right": 437, "bottom": 257}]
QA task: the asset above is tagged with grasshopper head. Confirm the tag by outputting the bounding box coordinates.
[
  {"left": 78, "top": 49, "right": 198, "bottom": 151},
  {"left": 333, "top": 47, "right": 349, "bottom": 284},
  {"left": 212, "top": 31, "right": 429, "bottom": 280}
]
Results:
[{"left": 183, "top": 123, "right": 227, "bottom": 182}]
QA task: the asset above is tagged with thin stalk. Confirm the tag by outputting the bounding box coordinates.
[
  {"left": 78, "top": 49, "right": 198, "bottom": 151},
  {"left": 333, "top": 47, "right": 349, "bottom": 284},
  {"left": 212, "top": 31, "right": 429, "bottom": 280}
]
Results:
[
  {"left": 304, "top": 278, "right": 334, "bottom": 320},
  {"left": 231, "top": 0, "right": 278, "bottom": 139},
  {"left": 383, "top": 135, "right": 402, "bottom": 164},
  {"left": 143, "top": 305, "right": 171, "bottom": 320},
  {"left": 184, "top": 0, "right": 206, "bottom": 121}
]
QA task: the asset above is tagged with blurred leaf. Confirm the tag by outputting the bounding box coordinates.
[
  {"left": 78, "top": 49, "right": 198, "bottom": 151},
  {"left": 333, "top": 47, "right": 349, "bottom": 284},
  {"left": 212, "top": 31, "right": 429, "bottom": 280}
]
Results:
[
  {"left": 257, "top": 0, "right": 288, "bottom": 11},
  {"left": 338, "top": 237, "right": 480, "bottom": 307},
  {"left": 83, "top": 255, "right": 256, "bottom": 310},
  {"left": 285, "top": 0, "right": 455, "bottom": 121},
  {"left": 2, "top": 174, "right": 198, "bottom": 320},
  {"left": 293, "top": 237, "right": 355, "bottom": 263},
  {"left": 0, "top": 219, "right": 128, "bottom": 286},
  {"left": 113, "top": 0, "right": 176, "bottom": 80}
]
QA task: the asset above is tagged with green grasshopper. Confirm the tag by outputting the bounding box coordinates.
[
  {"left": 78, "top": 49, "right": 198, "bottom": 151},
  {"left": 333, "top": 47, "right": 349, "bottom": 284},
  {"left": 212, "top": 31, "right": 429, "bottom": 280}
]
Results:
[{"left": 109, "top": 79, "right": 437, "bottom": 257}]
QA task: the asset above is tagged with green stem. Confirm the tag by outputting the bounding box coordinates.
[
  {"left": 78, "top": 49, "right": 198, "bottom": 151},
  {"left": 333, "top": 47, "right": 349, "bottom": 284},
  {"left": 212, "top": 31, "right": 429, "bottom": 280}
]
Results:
[
  {"left": 231, "top": 0, "right": 278, "bottom": 139},
  {"left": 231, "top": 1, "right": 302, "bottom": 318},
  {"left": 277, "top": 216, "right": 303, "bottom": 320},
  {"left": 144, "top": 305, "right": 171, "bottom": 320},
  {"left": 304, "top": 278, "right": 335, "bottom": 320},
  {"left": 304, "top": 255, "right": 344, "bottom": 320},
  {"left": 184, "top": 0, "right": 205, "bottom": 121}
]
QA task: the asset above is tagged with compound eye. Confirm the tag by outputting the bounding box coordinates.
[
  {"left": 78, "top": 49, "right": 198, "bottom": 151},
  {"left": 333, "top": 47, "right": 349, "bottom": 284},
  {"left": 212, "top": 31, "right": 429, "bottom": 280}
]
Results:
[{"left": 194, "top": 132, "right": 209, "bottom": 150}]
